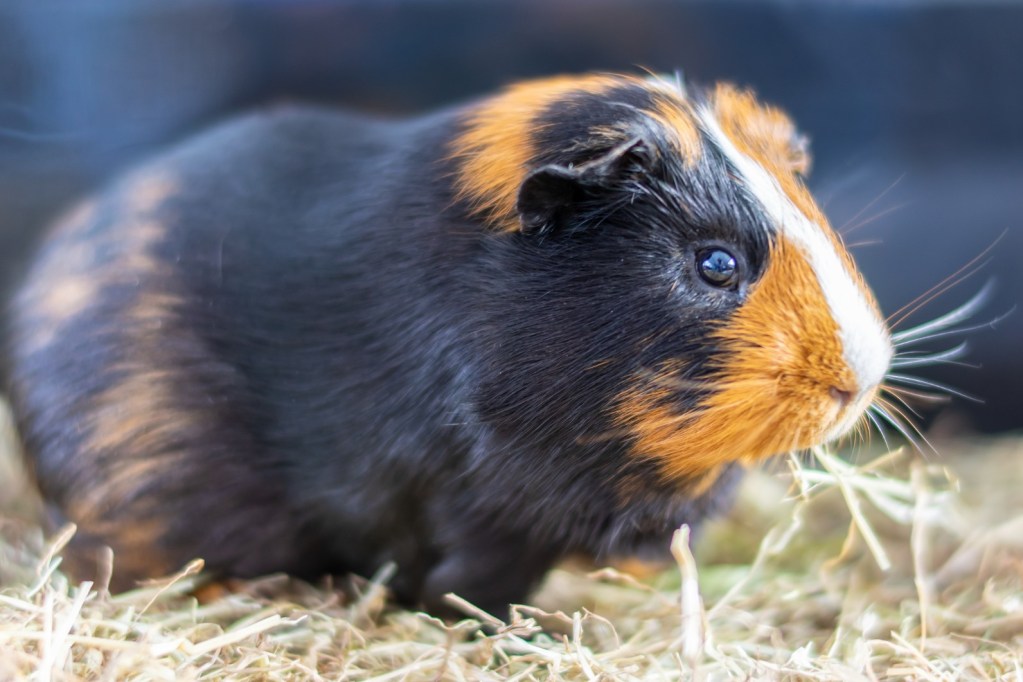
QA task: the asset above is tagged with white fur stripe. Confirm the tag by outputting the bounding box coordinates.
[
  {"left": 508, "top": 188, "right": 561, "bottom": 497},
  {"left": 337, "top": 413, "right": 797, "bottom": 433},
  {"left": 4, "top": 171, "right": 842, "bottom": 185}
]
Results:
[{"left": 697, "top": 108, "right": 892, "bottom": 395}]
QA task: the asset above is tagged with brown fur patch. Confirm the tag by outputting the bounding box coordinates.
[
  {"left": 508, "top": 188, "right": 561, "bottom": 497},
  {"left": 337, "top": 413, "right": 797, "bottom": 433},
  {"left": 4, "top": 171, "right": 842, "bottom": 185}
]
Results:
[
  {"left": 82, "top": 369, "right": 183, "bottom": 461},
  {"left": 21, "top": 170, "right": 187, "bottom": 581},
  {"left": 451, "top": 74, "right": 624, "bottom": 231},
  {"left": 451, "top": 74, "right": 705, "bottom": 232},
  {"left": 70, "top": 289, "right": 191, "bottom": 522},
  {"left": 617, "top": 236, "right": 859, "bottom": 480},
  {"left": 647, "top": 93, "right": 703, "bottom": 166},
  {"left": 17, "top": 172, "right": 175, "bottom": 351}
]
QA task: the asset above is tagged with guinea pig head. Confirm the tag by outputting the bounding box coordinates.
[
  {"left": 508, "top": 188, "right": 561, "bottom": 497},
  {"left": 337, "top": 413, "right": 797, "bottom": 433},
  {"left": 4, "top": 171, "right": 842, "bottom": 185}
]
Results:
[
  {"left": 615, "top": 84, "right": 895, "bottom": 479},
  {"left": 453, "top": 75, "right": 893, "bottom": 482}
]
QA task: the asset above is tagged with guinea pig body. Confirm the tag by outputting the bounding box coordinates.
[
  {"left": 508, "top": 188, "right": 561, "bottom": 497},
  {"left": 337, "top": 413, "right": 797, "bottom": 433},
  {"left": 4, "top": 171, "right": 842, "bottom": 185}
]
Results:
[{"left": 7, "top": 74, "right": 892, "bottom": 615}]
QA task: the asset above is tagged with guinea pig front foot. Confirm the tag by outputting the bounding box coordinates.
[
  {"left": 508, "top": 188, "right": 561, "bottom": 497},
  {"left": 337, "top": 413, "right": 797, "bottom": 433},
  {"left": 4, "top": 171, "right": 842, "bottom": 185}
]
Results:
[{"left": 419, "top": 538, "right": 558, "bottom": 621}]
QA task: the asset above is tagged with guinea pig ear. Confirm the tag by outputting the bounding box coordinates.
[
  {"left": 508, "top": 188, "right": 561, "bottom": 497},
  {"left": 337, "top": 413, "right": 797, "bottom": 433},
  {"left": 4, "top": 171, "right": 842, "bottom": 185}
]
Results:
[
  {"left": 713, "top": 85, "right": 815, "bottom": 177},
  {"left": 516, "top": 137, "right": 654, "bottom": 235},
  {"left": 789, "top": 132, "right": 812, "bottom": 178}
]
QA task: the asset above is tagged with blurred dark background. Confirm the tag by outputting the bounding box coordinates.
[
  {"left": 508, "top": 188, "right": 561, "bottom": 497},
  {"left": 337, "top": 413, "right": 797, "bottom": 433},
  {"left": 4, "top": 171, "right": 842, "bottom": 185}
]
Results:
[{"left": 0, "top": 0, "right": 1020, "bottom": 431}]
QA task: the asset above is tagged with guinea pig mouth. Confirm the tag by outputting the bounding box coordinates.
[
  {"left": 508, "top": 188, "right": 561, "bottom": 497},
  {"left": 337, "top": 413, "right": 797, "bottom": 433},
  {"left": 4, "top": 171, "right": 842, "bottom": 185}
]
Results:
[{"left": 823, "top": 385, "right": 880, "bottom": 445}]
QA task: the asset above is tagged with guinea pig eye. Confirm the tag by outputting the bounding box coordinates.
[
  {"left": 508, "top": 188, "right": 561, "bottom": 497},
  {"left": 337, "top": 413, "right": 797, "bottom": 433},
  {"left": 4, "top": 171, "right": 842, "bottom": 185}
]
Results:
[{"left": 696, "top": 248, "right": 739, "bottom": 288}]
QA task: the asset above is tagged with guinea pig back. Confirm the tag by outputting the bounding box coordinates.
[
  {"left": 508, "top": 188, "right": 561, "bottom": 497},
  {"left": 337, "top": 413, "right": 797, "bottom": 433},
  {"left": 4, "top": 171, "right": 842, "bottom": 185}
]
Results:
[{"left": 6, "top": 74, "right": 892, "bottom": 615}]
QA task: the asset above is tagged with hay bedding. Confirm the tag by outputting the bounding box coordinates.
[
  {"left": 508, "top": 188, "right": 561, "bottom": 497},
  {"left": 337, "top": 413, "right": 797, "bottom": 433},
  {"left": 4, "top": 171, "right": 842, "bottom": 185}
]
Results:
[{"left": 0, "top": 397, "right": 1021, "bottom": 680}]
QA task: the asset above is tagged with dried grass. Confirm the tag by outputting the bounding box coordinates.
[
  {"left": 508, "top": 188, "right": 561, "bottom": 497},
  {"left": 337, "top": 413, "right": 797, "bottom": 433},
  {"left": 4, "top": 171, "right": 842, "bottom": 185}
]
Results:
[{"left": 0, "top": 397, "right": 1021, "bottom": 680}]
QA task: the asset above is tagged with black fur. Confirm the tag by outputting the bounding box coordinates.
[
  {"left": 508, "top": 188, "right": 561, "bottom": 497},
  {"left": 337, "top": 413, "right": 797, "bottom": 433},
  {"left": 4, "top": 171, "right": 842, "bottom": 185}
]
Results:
[{"left": 7, "top": 84, "right": 776, "bottom": 616}]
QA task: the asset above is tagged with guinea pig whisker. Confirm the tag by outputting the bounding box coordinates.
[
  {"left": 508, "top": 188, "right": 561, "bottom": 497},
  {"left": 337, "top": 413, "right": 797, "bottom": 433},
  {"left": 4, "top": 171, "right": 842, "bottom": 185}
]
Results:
[
  {"left": 869, "top": 403, "right": 922, "bottom": 454},
  {"left": 848, "top": 413, "right": 870, "bottom": 449},
  {"left": 873, "top": 397, "right": 937, "bottom": 456},
  {"left": 858, "top": 413, "right": 875, "bottom": 448},
  {"left": 891, "top": 357, "right": 979, "bottom": 371},
  {"left": 889, "top": 343, "right": 970, "bottom": 369},
  {"left": 887, "top": 237, "right": 1002, "bottom": 330},
  {"left": 863, "top": 408, "right": 893, "bottom": 451},
  {"left": 879, "top": 386, "right": 929, "bottom": 419},
  {"left": 893, "top": 318, "right": 1010, "bottom": 350},
  {"left": 844, "top": 239, "right": 884, "bottom": 250},
  {"left": 882, "top": 384, "right": 948, "bottom": 406},
  {"left": 837, "top": 173, "right": 904, "bottom": 236},
  {"left": 883, "top": 373, "right": 981, "bottom": 403},
  {"left": 890, "top": 282, "right": 996, "bottom": 346},
  {"left": 893, "top": 406, "right": 938, "bottom": 456},
  {"left": 839, "top": 201, "right": 911, "bottom": 238}
]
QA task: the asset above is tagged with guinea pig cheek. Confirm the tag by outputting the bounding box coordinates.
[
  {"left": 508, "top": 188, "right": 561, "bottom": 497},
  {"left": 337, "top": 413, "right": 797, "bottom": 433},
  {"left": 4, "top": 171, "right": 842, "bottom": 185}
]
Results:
[
  {"left": 709, "top": 235, "right": 867, "bottom": 455},
  {"left": 615, "top": 236, "right": 868, "bottom": 482}
]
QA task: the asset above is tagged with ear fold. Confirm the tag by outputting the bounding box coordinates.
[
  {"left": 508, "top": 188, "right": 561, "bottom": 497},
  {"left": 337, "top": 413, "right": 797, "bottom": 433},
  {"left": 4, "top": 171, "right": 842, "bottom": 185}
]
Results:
[
  {"left": 516, "top": 137, "right": 654, "bottom": 236},
  {"left": 517, "top": 165, "right": 582, "bottom": 235}
]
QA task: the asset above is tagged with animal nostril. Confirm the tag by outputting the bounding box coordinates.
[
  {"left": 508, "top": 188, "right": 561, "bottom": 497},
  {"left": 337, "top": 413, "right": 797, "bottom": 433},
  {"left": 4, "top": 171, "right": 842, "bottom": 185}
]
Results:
[{"left": 829, "top": 386, "right": 854, "bottom": 408}]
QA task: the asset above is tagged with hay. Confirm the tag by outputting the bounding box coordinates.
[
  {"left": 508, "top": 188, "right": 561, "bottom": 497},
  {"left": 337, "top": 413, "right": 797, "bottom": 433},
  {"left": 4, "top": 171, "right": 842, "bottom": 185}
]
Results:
[{"left": 1, "top": 397, "right": 1021, "bottom": 680}]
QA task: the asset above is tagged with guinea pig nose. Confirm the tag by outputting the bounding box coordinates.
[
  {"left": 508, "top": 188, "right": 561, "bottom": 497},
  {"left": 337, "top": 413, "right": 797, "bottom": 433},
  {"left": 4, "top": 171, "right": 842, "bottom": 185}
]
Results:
[{"left": 829, "top": 386, "right": 855, "bottom": 408}]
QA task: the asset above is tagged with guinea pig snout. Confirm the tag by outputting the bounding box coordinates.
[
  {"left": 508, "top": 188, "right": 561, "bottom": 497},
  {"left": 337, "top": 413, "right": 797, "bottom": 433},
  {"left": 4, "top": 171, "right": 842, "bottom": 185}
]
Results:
[
  {"left": 828, "top": 379, "right": 877, "bottom": 416},
  {"left": 828, "top": 385, "right": 854, "bottom": 409},
  {"left": 825, "top": 376, "right": 885, "bottom": 443},
  {"left": 825, "top": 320, "right": 893, "bottom": 441},
  {"left": 825, "top": 385, "right": 865, "bottom": 431}
]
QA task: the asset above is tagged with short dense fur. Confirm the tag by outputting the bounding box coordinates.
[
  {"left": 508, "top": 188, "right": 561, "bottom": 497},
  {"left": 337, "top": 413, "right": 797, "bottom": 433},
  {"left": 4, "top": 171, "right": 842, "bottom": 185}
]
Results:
[{"left": 6, "top": 74, "right": 890, "bottom": 615}]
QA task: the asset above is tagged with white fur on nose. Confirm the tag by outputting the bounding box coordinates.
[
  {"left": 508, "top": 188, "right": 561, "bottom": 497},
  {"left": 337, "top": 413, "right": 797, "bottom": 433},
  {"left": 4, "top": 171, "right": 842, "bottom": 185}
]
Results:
[{"left": 697, "top": 109, "right": 893, "bottom": 397}]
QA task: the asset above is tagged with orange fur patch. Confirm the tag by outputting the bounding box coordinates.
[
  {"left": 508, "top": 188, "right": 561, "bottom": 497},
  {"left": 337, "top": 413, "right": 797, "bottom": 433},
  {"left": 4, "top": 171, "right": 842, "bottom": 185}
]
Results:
[
  {"left": 451, "top": 74, "right": 623, "bottom": 231},
  {"left": 711, "top": 85, "right": 812, "bottom": 184},
  {"left": 616, "top": 236, "right": 860, "bottom": 480},
  {"left": 451, "top": 74, "right": 704, "bottom": 231},
  {"left": 647, "top": 93, "right": 703, "bottom": 166}
]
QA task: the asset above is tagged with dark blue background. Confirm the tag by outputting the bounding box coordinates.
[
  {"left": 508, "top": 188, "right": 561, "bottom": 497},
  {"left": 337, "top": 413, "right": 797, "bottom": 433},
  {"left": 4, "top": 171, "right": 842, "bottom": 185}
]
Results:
[{"left": 1, "top": 0, "right": 1020, "bottom": 430}]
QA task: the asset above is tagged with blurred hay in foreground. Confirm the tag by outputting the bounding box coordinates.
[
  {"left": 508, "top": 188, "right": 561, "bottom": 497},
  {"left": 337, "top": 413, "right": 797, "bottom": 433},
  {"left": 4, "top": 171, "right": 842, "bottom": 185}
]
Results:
[{"left": 0, "top": 396, "right": 1021, "bottom": 680}]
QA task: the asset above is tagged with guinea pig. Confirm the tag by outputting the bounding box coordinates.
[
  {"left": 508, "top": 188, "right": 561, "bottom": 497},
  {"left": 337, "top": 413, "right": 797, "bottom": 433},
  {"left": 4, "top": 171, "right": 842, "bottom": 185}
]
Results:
[{"left": 5, "top": 73, "right": 893, "bottom": 616}]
